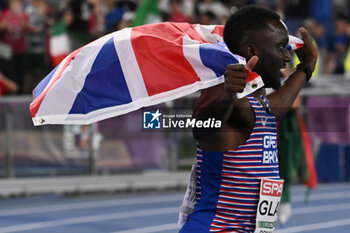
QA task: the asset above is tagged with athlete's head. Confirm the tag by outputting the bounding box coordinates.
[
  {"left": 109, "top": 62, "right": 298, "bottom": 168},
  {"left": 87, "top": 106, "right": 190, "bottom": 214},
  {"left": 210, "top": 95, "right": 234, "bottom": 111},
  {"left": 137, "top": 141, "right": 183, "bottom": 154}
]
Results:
[{"left": 224, "top": 5, "right": 291, "bottom": 89}]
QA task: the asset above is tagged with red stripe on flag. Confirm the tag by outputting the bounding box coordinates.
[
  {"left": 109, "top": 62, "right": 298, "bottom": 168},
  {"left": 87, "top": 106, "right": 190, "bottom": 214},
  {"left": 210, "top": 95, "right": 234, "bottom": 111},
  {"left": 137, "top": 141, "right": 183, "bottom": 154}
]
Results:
[
  {"left": 173, "top": 23, "right": 209, "bottom": 43},
  {"left": 246, "top": 69, "right": 259, "bottom": 82},
  {"left": 211, "top": 25, "right": 224, "bottom": 37},
  {"left": 51, "top": 54, "right": 68, "bottom": 68},
  {"left": 30, "top": 48, "right": 82, "bottom": 118},
  {"left": 296, "top": 43, "right": 304, "bottom": 49},
  {"left": 131, "top": 23, "right": 204, "bottom": 96}
]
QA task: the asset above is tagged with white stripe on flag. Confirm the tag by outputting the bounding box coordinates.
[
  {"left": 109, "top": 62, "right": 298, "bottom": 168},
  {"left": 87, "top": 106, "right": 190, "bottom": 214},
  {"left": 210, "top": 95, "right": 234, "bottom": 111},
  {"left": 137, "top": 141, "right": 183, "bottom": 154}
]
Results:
[
  {"left": 50, "top": 33, "right": 70, "bottom": 56},
  {"left": 38, "top": 33, "right": 116, "bottom": 118},
  {"left": 194, "top": 24, "right": 222, "bottom": 43},
  {"left": 182, "top": 34, "right": 217, "bottom": 82},
  {"left": 114, "top": 27, "right": 148, "bottom": 102},
  {"left": 148, "top": 74, "right": 224, "bottom": 103},
  {"left": 236, "top": 75, "right": 264, "bottom": 99},
  {"left": 40, "top": 56, "right": 68, "bottom": 97}
]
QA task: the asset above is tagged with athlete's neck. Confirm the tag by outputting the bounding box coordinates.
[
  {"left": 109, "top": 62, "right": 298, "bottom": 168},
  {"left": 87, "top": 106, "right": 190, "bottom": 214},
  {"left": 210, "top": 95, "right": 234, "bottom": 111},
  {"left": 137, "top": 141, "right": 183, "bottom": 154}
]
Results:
[{"left": 251, "top": 88, "right": 265, "bottom": 99}]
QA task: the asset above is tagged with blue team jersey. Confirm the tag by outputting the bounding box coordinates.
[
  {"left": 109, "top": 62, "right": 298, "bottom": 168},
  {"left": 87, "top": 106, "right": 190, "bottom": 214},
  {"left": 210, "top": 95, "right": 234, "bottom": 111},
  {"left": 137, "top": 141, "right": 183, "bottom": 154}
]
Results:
[{"left": 180, "top": 94, "right": 280, "bottom": 233}]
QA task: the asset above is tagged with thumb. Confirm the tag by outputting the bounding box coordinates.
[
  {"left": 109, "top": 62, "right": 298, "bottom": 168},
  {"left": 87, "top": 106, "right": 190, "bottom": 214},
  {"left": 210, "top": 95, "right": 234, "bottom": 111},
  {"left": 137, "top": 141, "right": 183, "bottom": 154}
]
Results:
[{"left": 245, "top": 56, "right": 259, "bottom": 71}]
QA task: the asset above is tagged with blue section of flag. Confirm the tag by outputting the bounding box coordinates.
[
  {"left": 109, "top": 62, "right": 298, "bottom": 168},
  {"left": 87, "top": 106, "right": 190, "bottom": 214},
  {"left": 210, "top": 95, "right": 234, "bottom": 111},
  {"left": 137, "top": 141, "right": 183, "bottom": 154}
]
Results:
[
  {"left": 69, "top": 37, "right": 132, "bottom": 114},
  {"left": 199, "top": 42, "right": 238, "bottom": 77},
  {"left": 33, "top": 66, "right": 58, "bottom": 100}
]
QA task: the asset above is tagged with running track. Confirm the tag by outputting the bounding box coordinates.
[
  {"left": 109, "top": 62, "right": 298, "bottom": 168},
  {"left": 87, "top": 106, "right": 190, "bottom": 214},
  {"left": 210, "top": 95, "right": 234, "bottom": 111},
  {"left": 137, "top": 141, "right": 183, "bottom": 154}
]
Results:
[{"left": 0, "top": 183, "right": 349, "bottom": 233}]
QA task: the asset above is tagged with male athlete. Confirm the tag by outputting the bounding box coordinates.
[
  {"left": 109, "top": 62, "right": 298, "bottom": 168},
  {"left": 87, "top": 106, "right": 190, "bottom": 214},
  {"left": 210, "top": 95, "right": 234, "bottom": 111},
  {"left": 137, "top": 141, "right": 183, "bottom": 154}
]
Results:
[{"left": 179, "top": 5, "right": 317, "bottom": 233}]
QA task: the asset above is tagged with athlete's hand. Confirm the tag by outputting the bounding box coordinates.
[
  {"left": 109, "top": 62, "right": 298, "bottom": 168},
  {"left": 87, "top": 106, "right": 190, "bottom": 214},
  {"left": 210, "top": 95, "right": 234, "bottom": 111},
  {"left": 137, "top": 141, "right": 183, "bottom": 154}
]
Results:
[
  {"left": 224, "top": 56, "right": 258, "bottom": 96},
  {"left": 295, "top": 27, "right": 318, "bottom": 72}
]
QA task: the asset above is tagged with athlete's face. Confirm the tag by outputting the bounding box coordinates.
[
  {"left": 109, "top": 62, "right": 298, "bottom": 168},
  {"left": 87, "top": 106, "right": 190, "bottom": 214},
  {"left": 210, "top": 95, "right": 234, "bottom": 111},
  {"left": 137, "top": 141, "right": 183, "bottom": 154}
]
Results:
[{"left": 251, "top": 20, "right": 291, "bottom": 89}]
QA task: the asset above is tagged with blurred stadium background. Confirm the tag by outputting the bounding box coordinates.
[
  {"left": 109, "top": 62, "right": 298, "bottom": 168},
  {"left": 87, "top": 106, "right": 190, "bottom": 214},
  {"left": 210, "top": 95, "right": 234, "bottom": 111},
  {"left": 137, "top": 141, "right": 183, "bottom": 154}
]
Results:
[{"left": 0, "top": 0, "right": 349, "bottom": 232}]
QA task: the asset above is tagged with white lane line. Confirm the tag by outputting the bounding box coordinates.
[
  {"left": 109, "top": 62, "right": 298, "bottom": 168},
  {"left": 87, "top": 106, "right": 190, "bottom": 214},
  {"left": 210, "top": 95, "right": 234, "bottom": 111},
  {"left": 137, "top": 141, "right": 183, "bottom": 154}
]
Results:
[
  {"left": 0, "top": 201, "right": 349, "bottom": 233},
  {"left": 0, "top": 194, "right": 182, "bottom": 217},
  {"left": 292, "top": 203, "right": 350, "bottom": 214},
  {"left": 111, "top": 223, "right": 179, "bottom": 233},
  {"left": 292, "top": 191, "right": 350, "bottom": 203},
  {"left": 108, "top": 202, "right": 350, "bottom": 233},
  {"left": 0, "top": 207, "right": 178, "bottom": 233},
  {"left": 0, "top": 189, "right": 349, "bottom": 232},
  {"left": 2, "top": 190, "right": 348, "bottom": 217},
  {"left": 276, "top": 217, "right": 350, "bottom": 233}
]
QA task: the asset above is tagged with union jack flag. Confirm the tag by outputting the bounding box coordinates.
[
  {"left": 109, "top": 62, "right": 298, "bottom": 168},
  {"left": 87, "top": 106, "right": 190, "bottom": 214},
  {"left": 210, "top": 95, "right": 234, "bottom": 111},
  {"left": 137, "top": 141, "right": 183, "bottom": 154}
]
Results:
[{"left": 30, "top": 22, "right": 302, "bottom": 126}]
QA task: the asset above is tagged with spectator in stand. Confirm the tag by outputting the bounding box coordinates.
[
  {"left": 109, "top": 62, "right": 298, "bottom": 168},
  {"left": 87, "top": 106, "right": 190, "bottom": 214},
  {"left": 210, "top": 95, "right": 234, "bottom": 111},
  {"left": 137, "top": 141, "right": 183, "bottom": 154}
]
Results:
[
  {"left": 47, "top": 3, "right": 73, "bottom": 68},
  {"left": 24, "top": 0, "right": 49, "bottom": 94},
  {"left": 65, "top": 0, "right": 92, "bottom": 50},
  {"left": 303, "top": 18, "right": 326, "bottom": 74},
  {"left": 304, "top": 19, "right": 326, "bottom": 51},
  {"left": 0, "top": 0, "right": 32, "bottom": 94},
  {"left": 332, "top": 0, "right": 350, "bottom": 22},
  {"left": 326, "top": 17, "right": 349, "bottom": 74},
  {"left": 117, "top": 11, "right": 134, "bottom": 30},
  {"left": 309, "top": 0, "right": 331, "bottom": 49},
  {"left": 169, "top": 0, "right": 190, "bottom": 23},
  {"left": 105, "top": 0, "right": 137, "bottom": 33},
  {"left": 88, "top": 0, "right": 107, "bottom": 40},
  {"left": 199, "top": 11, "right": 216, "bottom": 25},
  {"left": 105, "top": 0, "right": 123, "bottom": 33},
  {"left": 197, "top": 0, "right": 229, "bottom": 24},
  {"left": 278, "top": 0, "right": 310, "bottom": 37},
  {"left": 158, "top": 0, "right": 194, "bottom": 22}
]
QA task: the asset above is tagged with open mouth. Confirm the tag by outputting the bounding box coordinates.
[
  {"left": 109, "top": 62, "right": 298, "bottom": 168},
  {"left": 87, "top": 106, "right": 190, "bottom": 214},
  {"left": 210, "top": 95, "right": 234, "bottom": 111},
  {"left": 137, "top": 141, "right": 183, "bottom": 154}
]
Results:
[
  {"left": 279, "top": 68, "right": 286, "bottom": 77},
  {"left": 279, "top": 64, "right": 287, "bottom": 76}
]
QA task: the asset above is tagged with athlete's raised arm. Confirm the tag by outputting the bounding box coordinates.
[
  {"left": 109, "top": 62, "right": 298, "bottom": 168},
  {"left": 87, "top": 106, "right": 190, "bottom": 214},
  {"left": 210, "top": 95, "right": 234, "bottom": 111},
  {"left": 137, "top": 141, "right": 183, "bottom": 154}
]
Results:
[{"left": 267, "top": 27, "right": 318, "bottom": 120}]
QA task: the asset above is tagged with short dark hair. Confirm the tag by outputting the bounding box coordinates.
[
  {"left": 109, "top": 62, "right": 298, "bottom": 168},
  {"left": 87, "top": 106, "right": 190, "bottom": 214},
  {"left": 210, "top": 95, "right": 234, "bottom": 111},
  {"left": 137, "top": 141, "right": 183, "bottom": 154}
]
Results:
[{"left": 223, "top": 5, "right": 280, "bottom": 54}]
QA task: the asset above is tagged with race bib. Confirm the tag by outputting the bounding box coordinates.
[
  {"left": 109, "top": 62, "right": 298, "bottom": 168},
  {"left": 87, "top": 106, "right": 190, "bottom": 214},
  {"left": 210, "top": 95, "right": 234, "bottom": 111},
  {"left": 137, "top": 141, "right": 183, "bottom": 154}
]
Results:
[{"left": 254, "top": 179, "right": 284, "bottom": 233}]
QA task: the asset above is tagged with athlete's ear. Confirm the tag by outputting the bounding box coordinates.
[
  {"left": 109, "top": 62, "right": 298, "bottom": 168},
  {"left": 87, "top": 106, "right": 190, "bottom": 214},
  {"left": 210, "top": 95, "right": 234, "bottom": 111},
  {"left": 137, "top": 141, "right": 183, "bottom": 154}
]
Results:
[{"left": 247, "top": 44, "right": 256, "bottom": 57}]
